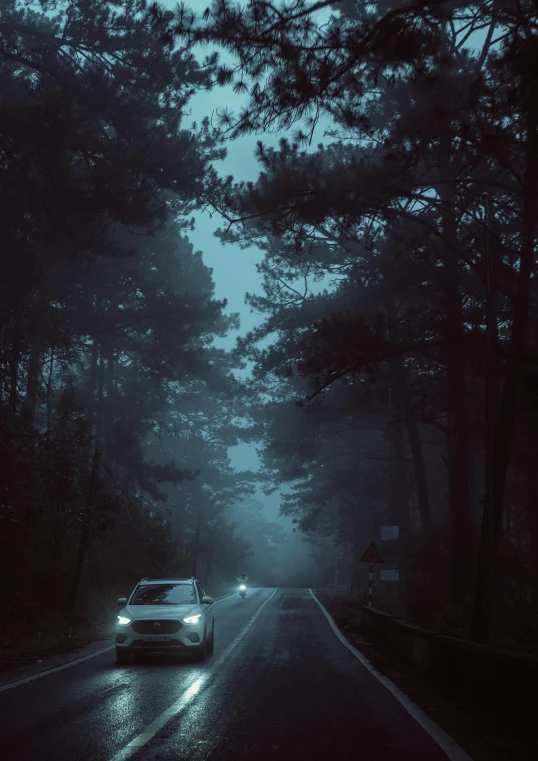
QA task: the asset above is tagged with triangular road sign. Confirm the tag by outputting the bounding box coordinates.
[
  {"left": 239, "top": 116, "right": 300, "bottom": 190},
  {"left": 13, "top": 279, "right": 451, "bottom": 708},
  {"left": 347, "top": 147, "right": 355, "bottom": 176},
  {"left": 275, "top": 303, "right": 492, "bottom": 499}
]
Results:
[{"left": 360, "top": 541, "right": 384, "bottom": 564}]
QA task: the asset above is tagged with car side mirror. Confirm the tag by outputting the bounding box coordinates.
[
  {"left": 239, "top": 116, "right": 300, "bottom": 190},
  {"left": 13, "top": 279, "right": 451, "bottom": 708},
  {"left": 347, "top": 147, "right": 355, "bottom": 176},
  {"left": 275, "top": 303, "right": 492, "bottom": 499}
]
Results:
[
  {"left": 117, "top": 597, "right": 127, "bottom": 607},
  {"left": 201, "top": 596, "right": 214, "bottom": 605}
]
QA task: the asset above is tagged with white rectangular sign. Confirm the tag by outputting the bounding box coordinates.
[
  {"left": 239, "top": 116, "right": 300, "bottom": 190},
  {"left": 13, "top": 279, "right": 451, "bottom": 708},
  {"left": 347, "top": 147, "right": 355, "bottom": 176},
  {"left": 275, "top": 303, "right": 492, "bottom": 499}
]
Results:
[
  {"left": 381, "top": 526, "right": 399, "bottom": 541},
  {"left": 381, "top": 570, "right": 399, "bottom": 581}
]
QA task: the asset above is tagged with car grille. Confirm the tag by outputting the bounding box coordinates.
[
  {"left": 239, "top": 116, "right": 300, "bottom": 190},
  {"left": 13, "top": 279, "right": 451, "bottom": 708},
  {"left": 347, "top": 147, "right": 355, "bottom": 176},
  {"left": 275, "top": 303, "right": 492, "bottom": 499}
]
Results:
[
  {"left": 131, "top": 639, "right": 184, "bottom": 649},
  {"left": 131, "top": 619, "right": 182, "bottom": 634}
]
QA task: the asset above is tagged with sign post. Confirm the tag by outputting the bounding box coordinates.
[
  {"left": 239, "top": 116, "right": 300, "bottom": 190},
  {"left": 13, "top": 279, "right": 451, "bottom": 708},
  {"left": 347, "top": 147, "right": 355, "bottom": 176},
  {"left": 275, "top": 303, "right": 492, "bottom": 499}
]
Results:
[
  {"left": 380, "top": 526, "right": 400, "bottom": 592},
  {"left": 360, "top": 542, "right": 384, "bottom": 608}
]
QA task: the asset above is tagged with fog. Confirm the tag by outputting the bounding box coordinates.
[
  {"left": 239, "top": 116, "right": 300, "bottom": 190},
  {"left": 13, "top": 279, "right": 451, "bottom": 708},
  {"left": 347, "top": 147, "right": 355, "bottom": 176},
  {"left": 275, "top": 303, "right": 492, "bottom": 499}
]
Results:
[{"left": 180, "top": 17, "right": 332, "bottom": 581}]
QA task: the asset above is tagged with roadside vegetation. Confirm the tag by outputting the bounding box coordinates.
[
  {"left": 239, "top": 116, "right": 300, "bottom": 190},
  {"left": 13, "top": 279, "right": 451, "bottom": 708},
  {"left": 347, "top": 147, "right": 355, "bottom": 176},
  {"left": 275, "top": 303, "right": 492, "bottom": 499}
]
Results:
[{"left": 0, "top": 0, "right": 283, "bottom": 663}]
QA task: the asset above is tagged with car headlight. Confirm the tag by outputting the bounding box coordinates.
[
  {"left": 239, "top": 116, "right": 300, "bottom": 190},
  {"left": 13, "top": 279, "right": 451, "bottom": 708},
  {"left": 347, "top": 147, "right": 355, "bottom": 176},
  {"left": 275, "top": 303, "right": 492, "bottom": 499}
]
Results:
[
  {"left": 117, "top": 616, "right": 131, "bottom": 625},
  {"left": 183, "top": 614, "right": 202, "bottom": 624}
]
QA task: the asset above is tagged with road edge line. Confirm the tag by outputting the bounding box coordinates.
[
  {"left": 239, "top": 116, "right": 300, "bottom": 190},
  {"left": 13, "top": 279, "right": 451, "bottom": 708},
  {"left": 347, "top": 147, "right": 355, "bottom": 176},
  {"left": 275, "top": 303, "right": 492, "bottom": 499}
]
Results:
[
  {"left": 0, "top": 645, "right": 116, "bottom": 692},
  {"left": 212, "top": 591, "right": 239, "bottom": 605},
  {"left": 309, "top": 589, "right": 474, "bottom": 761},
  {"left": 109, "top": 587, "right": 279, "bottom": 761}
]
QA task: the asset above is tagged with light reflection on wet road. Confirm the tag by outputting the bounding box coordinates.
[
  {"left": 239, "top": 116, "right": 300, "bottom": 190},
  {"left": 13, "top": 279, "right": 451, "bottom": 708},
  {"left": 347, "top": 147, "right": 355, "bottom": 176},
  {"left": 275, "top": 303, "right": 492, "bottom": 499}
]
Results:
[{"left": 0, "top": 589, "right": 463, "bottom": 761}]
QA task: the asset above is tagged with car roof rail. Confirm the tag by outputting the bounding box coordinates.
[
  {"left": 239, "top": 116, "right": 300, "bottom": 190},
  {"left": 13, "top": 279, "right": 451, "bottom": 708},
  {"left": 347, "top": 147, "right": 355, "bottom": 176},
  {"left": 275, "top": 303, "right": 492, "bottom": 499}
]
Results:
[{"left": 141, "top": 577, "right": 193, "bottom": 583}]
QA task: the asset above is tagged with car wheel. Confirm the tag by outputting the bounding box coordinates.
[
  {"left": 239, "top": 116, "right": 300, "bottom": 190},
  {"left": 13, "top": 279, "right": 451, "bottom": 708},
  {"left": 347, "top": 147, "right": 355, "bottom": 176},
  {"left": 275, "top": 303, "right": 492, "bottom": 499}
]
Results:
[
  {"left": 207, "top": 623, "right": 215, "bottom": 655},
  {"left": 193, "top": 632, "right": 208, "bottom": 662},
  {"left": 116, "top": 647, "right": 131, "bottom": 665}
]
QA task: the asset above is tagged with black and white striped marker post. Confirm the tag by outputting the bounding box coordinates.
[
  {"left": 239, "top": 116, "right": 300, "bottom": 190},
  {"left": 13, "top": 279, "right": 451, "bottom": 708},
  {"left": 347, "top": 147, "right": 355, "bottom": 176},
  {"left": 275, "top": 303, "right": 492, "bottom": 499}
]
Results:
[{"left": 360, "top": 541, "right": 383, "bottom": 608}]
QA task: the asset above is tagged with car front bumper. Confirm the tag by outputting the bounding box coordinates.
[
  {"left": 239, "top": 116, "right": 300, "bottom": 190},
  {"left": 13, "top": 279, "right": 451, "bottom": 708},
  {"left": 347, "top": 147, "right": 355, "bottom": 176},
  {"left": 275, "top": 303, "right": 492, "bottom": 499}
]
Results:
[{"left": 115, "top": 626, "right": 204, "bottom": 653}]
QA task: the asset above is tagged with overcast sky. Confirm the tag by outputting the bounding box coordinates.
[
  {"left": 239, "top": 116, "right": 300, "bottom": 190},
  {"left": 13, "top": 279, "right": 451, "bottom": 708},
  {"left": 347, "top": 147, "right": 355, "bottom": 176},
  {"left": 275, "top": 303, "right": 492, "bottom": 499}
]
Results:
[{"left": 186, "top": 80, "right": 279, "bottom": 488}]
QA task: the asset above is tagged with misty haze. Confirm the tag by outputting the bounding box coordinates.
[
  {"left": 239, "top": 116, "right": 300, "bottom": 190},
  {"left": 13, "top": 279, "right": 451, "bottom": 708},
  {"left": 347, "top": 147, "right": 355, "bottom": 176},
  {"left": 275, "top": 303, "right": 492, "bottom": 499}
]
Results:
[{"left": 0, "top": 2, "right": 537, "bottom": 761}]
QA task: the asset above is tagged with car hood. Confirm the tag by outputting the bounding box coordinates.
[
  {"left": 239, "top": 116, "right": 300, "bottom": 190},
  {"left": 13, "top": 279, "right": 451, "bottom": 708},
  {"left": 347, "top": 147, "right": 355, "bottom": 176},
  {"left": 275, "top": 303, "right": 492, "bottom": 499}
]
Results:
[{"left": 121, "top": 604, "right": 202, "bottom": 620}]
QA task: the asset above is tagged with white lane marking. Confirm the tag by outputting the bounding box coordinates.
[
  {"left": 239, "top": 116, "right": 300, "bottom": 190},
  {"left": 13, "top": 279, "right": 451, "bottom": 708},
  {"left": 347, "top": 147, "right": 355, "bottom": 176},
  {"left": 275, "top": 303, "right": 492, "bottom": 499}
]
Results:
[
  {"left": 0, "top": 645, "right": 115, "bottom": 692},
  {"left": 109, "top": 588, "right": 278, "bottom": 761},
  {"left": 309, "top": 590, "right": 474, "bottom": 761},
  {"left": 211, "top": 591, "right": 241, "bottom": 605},
  {"left": 0, "top": 591, "right": 244, "bottom": 692}
]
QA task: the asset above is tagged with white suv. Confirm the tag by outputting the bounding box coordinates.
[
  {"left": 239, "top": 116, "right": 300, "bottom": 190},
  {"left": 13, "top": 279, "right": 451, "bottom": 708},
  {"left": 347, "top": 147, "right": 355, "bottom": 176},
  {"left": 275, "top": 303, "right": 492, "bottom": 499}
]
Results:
[{"left": 115, "top": 577, "right": 215, "bottom": 664}]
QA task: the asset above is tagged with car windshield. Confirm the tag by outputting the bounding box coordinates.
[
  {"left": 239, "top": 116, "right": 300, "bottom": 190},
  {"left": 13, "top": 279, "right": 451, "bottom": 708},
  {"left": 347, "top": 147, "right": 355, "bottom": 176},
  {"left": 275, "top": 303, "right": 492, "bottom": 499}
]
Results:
[{"left": 130, "top": 584, "right": 196, "bottom": 606}]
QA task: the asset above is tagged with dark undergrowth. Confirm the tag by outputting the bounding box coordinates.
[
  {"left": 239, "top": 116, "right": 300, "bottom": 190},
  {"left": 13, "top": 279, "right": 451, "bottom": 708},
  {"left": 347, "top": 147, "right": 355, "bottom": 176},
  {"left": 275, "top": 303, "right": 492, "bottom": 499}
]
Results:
[{"left": 315, "top": 589, "right": 538, "bottom": 761}]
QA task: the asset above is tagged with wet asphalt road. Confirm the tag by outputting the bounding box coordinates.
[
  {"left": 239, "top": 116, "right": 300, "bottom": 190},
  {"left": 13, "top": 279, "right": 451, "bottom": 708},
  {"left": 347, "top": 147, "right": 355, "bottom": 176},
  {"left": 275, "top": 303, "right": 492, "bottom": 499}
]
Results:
[{"left": 0, "top": 588, "right": 457, "bottom": 761}]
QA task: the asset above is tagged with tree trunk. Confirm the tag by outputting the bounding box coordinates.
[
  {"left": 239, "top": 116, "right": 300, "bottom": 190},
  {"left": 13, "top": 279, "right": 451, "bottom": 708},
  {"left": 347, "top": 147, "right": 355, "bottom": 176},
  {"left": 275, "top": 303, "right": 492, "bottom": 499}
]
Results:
[
  {"left": 385, "top": 308, "right": 411, "bottom": 537},
  {"left": 192, "top": 510, "right": 201, "bottom": 577},
  {"left": 392, "top": 358, "right": 432, "bottom": 528},
  {"left": 94, "top": 344, "right": 106, "bottom": 449},
  {"left": 46, "top": 349, "right": 55, "bottom": 432},
  {"left": 529, "top": 469, "right": 538, "bottom": 618},
  {"left": 527, "top": 322, "right": 538, "bottom": 619},
  {"left": 472, "top": 98, "right": 538, "bottom": 643},
  {"left": 389, "top": 408, "right": 411, "bottom": 536},
  {"left": 385, "top": 296, "right": 432, "bottom": 530},
  {"left": 87, "top": 337, "right": 99, "bottom": 436},
  {"left": 104, "top": 340, "right": 116, "bottom": 461},
  {"left": 9, "top": 340, "right": 21, "bottom": 411},
  {"left": 205, "top": 549, "right": 214, "bottom": 588},
  {"left": 441, "top": 192, "right": 473, "bottom": 605},
  {"left": 49, "top": 486, "right": 62, "bottom": 580},
  {"left": 70, "top": 448, "right": 101, "bottom": 611},
  {"left": 25, "top": 341, "right": 41, "bottom": 426}
]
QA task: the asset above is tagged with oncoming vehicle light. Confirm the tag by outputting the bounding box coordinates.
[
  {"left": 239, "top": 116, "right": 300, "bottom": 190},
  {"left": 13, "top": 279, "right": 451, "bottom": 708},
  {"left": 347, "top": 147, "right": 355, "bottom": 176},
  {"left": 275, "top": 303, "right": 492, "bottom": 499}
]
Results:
[
  {"left": 240, "top": 585, "right": 246, "bottom": 590},
  {"left": 117, "top": 616, "right": 131, "bottom": 625},
  {"left": 183, "top": 614, "right": 202, "bottom": 624}
]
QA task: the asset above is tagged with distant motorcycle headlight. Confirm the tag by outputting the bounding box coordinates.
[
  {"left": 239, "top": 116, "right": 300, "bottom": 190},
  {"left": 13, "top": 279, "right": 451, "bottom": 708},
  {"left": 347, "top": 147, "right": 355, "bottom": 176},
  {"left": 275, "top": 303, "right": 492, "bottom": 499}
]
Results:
[
  {"left": 183, "top": 614, "right": 202, "bottom": 624},
  {"left": 117, "top": 616, "right": 131, "bottom": 625},
  {"left": 239, "top": 585, "right": 246, "bottom": 591}
]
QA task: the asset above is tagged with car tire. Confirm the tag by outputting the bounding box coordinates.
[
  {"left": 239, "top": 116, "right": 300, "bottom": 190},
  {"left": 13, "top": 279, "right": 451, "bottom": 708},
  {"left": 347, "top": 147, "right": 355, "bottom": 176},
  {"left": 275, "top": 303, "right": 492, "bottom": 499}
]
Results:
[
  {"left": 193, "top": 632, "right": 208, "bottom": 662},
  {"left": 207, "top": 623, "right": 215, "bottom": 655},
  {"left": 116, "top": 647, "right": 131, "bottom": 664}
]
